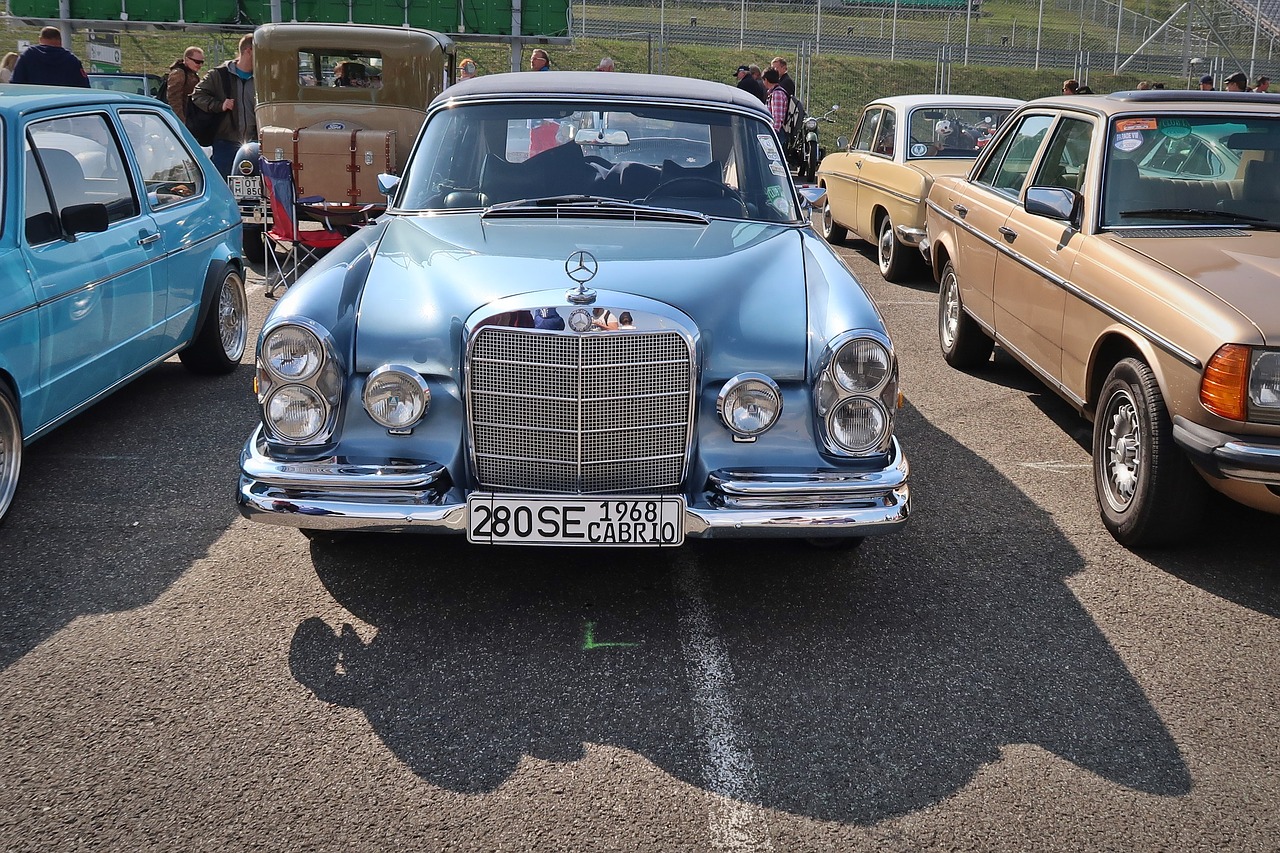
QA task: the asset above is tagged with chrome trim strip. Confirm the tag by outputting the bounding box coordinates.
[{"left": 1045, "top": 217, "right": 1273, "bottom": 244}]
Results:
[
  {"left": 928, "top": 200, "right": 1202, "bottom": 370},
  {"left": 240, "top": 426, "right": 448, "bottom": 489}
]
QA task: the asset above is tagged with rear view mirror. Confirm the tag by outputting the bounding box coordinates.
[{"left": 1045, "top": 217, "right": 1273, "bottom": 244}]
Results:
[
  {"left": 61, "top": 203, "right": 109, "bottom": 236},
  {"left": 574, "top": 128, "right": 631, "bottom": 146},
  {"left": 378, "top": 173, "right": 400, "bottom": 196},
  {"left": 1025, "top": 187, "right": 1081, "bottom": 222}
]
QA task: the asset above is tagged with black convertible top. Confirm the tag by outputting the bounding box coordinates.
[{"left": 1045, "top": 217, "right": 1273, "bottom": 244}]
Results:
[{"left": 435, "top": 71, "right": 770, "bottom": 116}]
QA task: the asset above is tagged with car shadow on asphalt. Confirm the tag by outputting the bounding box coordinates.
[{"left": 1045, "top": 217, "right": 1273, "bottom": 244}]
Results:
[
  {"left": 287, "top": 399, "right": 1193, "bottom": 825},
  {"left": 0, "top": 360, "right": 259, "bottom": 672}
]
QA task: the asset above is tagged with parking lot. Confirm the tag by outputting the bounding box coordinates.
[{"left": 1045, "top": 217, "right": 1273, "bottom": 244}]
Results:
[{"left": 0, "top": 243, "right": 1276, "bottom": 851}]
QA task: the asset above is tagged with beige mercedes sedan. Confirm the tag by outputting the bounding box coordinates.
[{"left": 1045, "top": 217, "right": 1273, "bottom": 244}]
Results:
[
  {"left": 924, "top": 90, "right": 1280, "bottom": 547},
  {"left": 815, "top": 94, "right": 1021, "bottom": 281}
]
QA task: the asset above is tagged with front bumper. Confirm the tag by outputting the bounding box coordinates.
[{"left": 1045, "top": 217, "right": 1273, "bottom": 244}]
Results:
[
  {"left": 1173, "top": 416, "right": 1280, "bottom": 485},
  {"left": 236, "top": 426, "right": 911, "bottom": 539}
]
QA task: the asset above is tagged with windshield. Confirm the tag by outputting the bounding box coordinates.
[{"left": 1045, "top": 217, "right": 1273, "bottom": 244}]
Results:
[
  {"left": 1101, "top": 114, "right": 1280, "bottom": 228},
  {"left": 397, "top": 101, "right": 800, "bottom": 222},
  {"left": 907, "top": 106, "right": 1014, "bottom": 159}
]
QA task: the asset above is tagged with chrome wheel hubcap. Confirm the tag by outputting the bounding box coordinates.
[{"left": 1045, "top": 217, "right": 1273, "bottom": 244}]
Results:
[
  {"left": 1103, "top": 391, "right": 1141, "bottom": 510},
  {"left": 941, "top": 276, "right": 960, "bottom": 348},
  {"left": 219, "top": 276, "right": 248, "bottom": 362},
  {"left": 878, "top": 223, "right": 894, "bottom": 273}
]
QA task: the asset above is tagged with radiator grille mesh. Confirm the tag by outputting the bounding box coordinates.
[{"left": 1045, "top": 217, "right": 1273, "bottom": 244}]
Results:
[{"left": 468, "top": 327, "right": 693, "bottom": 493}]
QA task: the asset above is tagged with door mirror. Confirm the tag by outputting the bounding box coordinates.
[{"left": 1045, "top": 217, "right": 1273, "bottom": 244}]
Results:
[{"left": 1025, "top": 186, "right": 1081, "bottom": 222}]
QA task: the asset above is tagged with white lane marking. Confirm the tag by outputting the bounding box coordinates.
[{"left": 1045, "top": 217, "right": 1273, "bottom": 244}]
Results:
[
  {"left": 875, "top": 300, "right": 935, "bottom": 306},
  {"left": 1020, "top": 460, "right": 1091, "bottom": 472},
  {"left": 674, "top": 561, "right": 773, "bottom": 852}
]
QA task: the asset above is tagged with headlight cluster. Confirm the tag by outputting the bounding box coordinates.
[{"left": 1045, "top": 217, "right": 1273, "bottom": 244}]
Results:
[
  {"left": 257, "top": 322, "right": 342, "bottom": 444},
  {"left": 1202, "top": 344, "right": 1280, "bottom": 423},
  {"left": 816, "top": 334, "right": 898, "bottom": 455}
]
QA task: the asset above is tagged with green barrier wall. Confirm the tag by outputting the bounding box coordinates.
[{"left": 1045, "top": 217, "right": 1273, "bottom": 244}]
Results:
[{"left": 9, "top": 0, "right": 570, "bottom": 34}]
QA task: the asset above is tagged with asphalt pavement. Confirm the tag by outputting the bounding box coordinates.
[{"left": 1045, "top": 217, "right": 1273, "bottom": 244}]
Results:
[{"left": 0, "top": 241, "right": 1276, "bottom": 852}]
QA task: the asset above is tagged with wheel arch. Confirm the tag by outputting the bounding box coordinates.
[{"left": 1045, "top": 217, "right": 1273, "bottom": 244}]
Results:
[
  {"left": 1086, "top": 330, "right": 1164, "bottom": 420},
  {"left": 189, "top": 256, "right": 246, "bottom": 346}
]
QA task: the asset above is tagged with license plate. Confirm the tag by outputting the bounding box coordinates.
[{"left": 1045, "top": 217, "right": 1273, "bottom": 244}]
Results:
[
  {"left": 467, "top": 494, "right": 685, "bottom": 546},
  {"left": 228, "top": 175, "right": 261, "bottom": 200}
]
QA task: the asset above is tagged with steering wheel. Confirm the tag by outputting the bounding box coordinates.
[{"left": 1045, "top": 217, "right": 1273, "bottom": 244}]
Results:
[
  {"left": 643, "top": 176, "right": 742, "bottom": 203},
  {"left": 583, "top": 155, "right": 612, "bottom": 169}
]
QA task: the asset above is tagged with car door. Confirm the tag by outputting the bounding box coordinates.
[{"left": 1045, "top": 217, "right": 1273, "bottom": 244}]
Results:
[
  {"left": 853, "top": 106, "right": 900, "bottom": 239},
  {"left": 991, "top": 115, "right": 1095, "bottom": 382},
  {"left": 21, "top": 111, "right": 163, "bottom": 428},
  {"left": 946, "top": 113, "right": 1054, "bottom": 332},
  {"left": 826, "top": 107, "right": 883, "bottom": 235},
  {"left": 118, "top": 108, "right": 212, "bottom": 345}
]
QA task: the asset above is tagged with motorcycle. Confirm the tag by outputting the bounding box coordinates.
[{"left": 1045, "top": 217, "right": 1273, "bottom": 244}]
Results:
[{"left": 799, "top": 104, "right": 839, "bottom": 183}]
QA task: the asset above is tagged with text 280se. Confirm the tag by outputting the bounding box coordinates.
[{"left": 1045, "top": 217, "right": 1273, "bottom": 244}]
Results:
[{"left": 466, "top": 495, "right": 685, "bottom": 546}]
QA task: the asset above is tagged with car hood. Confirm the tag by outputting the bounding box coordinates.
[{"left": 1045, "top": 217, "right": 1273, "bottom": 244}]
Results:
[
  {"left": 354, "top": 215, "right": 811, "bottom": 379},
  {"left": 1109, "top": 231, "right": 1280, "bottom": 343}
]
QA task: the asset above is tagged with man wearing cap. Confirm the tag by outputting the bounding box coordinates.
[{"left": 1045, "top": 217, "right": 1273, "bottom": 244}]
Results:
[
  {"left": 1199, "top": 74, "right": 1215, "bottom": 90},
  {"left": 734, "top": 64, "right": 766, "bottom": 103},
  {"left": 1225, "top": 72, "right": 1248, "bottom": 92}
]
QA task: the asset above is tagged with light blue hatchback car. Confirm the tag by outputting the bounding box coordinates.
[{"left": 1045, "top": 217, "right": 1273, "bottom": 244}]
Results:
[{"left": 0, "top": 86, "right": 249, "bottom": 522}]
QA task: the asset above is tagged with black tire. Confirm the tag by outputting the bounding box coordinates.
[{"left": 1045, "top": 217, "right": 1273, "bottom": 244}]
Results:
[
  {"left": 1093, "top": 358, "right": 1206, "bottom": 547},
  {"left": 179, "top": 267, "right": 248, "bottom": 375},
  {"left": 877, "top": 215, "right": 916, "bottom": 282},
  {"left": 242, "top": 223, "right": 265, "bottom": 264},
  {"left": 820, "top": 194, "right": 847, "bottom": 243},
  {"left": 0, "top": 384, "right": 22, "bottom": 526},
  {"left": 937, "top": 261, "right": 994, "bottom": 369}
]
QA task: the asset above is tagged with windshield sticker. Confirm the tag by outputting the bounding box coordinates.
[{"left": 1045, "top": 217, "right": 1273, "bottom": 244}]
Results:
[
  {"left": 910, "top": 143, "right": 929, "bottom": 157},
  {"left": 1115, "top": 118, "right": 1157, "bottom": 133},
  {"left": 765, "top": 185, "right": 783, "bottom": 202},
  {"left": 758, "top": 135, "right": 782, "bottom": 161},
  {"left": 1159, "top": 118, "right": 1191, "bottom": 139},
  {"left": 769, "top": 162, "right": 788, "bottom": 178},
  {"left": 1113, "top": 131, "right": 1144, "bottom": 152}
]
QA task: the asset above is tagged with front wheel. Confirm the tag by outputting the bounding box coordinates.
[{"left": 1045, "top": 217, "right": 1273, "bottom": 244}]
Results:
[
  {"left": 179, "top": 268, "right": 248, "bottom": 375},
  {"left": 877, "top": 215, "right": 916, "bottom": 282},
  {"left": 1093, "top": 358, "right": 1206, "bottom": 547},
  {"left": 0, "top": 385, "right": 22, "bottom": 526},
  {"left": 805, "top": 140, "right": 819, "bottom": 182},
  {"left": 937, "top": 261, "right": 994, "bottom": 369}
]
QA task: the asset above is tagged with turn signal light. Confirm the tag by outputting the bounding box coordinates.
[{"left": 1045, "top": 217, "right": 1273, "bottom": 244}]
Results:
[{"left": 1201, "top": 344, "right": 1249, "bottom": 421}]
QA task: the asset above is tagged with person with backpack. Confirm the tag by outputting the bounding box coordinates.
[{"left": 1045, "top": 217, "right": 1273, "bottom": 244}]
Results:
[
  {"left": 165, "top": 47, "right": 205, "bottom": 130},
  {"left": 191, "top": 34, "right": 257, "bottom": 177},
  {"left": 763, "top": 68, "right": 790, "bottom": 148}
]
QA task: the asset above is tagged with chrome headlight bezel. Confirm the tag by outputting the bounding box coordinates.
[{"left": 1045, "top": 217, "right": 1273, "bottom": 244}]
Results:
[
  {"left": 363, "top": 364, "right": 431, "bottom": 430},
  {"left": 256, "top": 318, "right": 344, "bottom": 446},
  {"left": 1249, "top": 349, "right": 1280, "bottom": 420},
  {"left": 718, "top": 373, "right": 784, "bottom": 438},
  {"left": 814, "top": 330, "right": 899, "bottom": 457},
  {"left": 263, "top": 384, "right": 327, "bottom": 443}
]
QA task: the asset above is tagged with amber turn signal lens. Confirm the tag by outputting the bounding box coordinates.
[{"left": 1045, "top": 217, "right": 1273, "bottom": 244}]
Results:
[{"left": 1201, "top": 344, "right": 1250, "bottom": 421}]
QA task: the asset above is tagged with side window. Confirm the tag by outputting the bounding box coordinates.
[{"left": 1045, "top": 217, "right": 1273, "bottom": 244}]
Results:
[
  {"left": 974, "top": 114, "right": 1053, "bottom": 196},
  {"left": 1031, "top": 117, "right": 1094, "bottom": 192},
  {"left": 873, "top": 109, "right": 897, "bottom": 157},
  {"left": 852, "top": 109, "right": 881, "bottom": 152},
  {"left": 27, "top": 113, "right": 140, "bottom": 226},
  {"left": 121, "top": 110, "right": 205, "bottom": 208}
]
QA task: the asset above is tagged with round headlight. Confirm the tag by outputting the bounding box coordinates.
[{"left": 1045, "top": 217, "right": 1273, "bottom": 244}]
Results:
[
  {"left": 718, "top": 374, "right": 783, "bottom": 436},
  {"left": 263, "top": 325, "right": 323, "bottom": 382},
  {"left": 1250, "top": 350, "right": 1280, "bottom": 409},
  {"left": 265, "top": 384, "right": 327, "bottom": 442},
  {"left": 828, "top": 398, "right": 888, "bottom": 453},
  {"left": 364, "top": 365, "right": 430, "bottom": 429},
  {"left": 832, "top": 338, "right": 891, "bottom": 394}
]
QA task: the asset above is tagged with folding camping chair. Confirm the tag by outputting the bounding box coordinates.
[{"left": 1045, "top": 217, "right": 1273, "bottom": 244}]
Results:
[{"left": 259, "top": 157, "right": 375, "bottom": 297}]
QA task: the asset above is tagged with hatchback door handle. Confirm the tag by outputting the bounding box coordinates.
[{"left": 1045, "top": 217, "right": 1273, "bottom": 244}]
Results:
[
  {"left": 953, "top": 204, "right": 968, "bottom": 218},
  {"left": 138, "top": 232, "right": 161, "bottom": 246},
  {"left": 998, "top": 226, "right": 1018, "bottom": 242}
]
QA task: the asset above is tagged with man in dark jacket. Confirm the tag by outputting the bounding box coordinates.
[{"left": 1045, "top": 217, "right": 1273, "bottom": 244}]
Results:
[
  {"left": 165, "top": 46, "right": 205, "bottom": 130},
  {"left": 191, "top": 34, "right": 256, "bottom": 176},
  {"left": 12, "top": 27, "right": 89, "bottom": 87},
  {"left": 734, "top": 65, "right": 766, "bottom": 103}
]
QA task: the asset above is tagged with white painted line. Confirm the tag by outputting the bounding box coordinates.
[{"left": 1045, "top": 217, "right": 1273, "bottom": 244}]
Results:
[
  {"left": 1020, "top": 460, "right": 1091, "bottom": 472},
  {"left": 674, "top": 561, "right": 773, "bottom": 852},
  {"left": 875, "top": 300, "right": 936, "bottom": 306}
]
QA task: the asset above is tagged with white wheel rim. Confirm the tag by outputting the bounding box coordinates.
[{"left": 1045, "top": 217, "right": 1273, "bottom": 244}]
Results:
[
  {"left": 941, "top": 275, "right": 960, "bottom": 349},
  {"left": 878, "top": 221, "right": 894, "bottom": 273},
  {"left": 218, "top": 274, "right": 248, "bottom": 362}
]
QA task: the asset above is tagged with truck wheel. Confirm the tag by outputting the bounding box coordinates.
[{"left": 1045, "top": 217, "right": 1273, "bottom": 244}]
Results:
[
  {"left": 242, "top": 223, "right": 265, "bottom": 264},
  {"left": 180, "top": 268, "right": 248, "bottom": 375},
  {"left": 937, "top": 261, "right": 993, "bottom": 369},
  {"left": 1093, "top": 358, "right": 1206, "bottom": 547},
  {"left": 0, "top": 385, "right": 21, "bottom": 526}
]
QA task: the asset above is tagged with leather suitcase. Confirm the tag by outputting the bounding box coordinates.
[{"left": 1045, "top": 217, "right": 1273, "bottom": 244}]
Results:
[{"left": 261, "top": 123, "right": 397, "bottom": 203}]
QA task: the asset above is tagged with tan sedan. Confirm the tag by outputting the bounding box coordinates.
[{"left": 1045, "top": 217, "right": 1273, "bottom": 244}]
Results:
[
  {"left": 816, "top": 94, "right": 1021, "bottom": 281},
  {"left": 924, "top": 90, "right": 1280, "bottom": 547}
]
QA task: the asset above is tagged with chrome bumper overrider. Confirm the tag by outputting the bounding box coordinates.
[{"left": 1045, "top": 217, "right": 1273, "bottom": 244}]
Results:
[
  {"left": 237, "top": 427, "right": 910, "bottom": 538},
  {"left": 894, "top": 224, "right": 927, "bottom": 247},
  {"left": 1173, "top": 416, "right": 1280, "bottom": 485}
]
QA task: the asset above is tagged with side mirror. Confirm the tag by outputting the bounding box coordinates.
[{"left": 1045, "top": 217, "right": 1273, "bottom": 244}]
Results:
[
  {"left": 1025, "top": 186, "right": 1081, "bottom": 222},
  {"left": 797, "top": 185, "right": 827, "bottom": 209},
  {"left": 836, "top": 135, "right": 850, "bottom": 150},
  {"left": 377, "top": 173, "right": 400, "bottom": 196},
  {"left": 61, "top": 203, "right": 110, "bottom": 236}
]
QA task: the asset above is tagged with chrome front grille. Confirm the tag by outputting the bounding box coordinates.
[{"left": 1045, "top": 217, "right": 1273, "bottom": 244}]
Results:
[{"left": 467, "top": 328, "right": 694, "bottom": 493}]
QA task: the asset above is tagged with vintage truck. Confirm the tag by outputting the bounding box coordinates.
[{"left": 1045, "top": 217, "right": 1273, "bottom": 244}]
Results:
[{"left": 229, "top": 22, "right": 455, "bottom": 261}]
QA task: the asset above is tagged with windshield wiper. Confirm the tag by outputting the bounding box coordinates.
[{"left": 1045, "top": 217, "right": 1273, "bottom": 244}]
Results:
[
  {"left": 484, "top": 194, "right": 639, "bottom": 212},
  {"left": 1119, "top": 207, "right": 1265, "bottom": 223}
]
